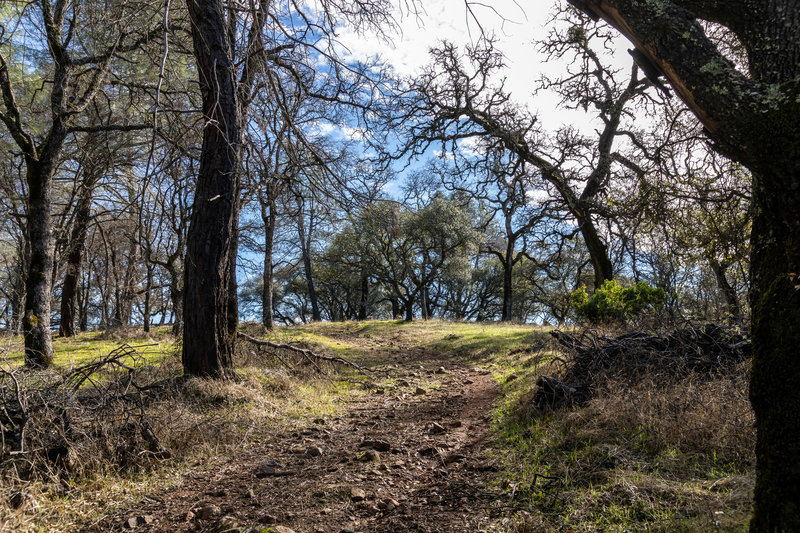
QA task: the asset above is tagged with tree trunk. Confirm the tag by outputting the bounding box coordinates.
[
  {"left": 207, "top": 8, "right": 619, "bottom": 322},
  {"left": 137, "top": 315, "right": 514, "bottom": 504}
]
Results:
[
  {"left": 358, "top": 270, "right": 368, "bottom": 320},
  {"left": 59, "top": 173, "right": 95, "bottom": 337},
  {"left": 404, "top": 300, "right": 413, "bottom": 321},
  {"left": 390, "top": 297, "right": 400, "bottom": 320},
  {"left": 227, "top": 206, "right": 240, "bottom": 336},
  {"left": 297, "top": 206, "right": 321, "bottom": 321},
  {"left": 262, "top": 200, "right": 275, "bottom": 329},
  {"left": 142, "top": 264, "right": 153, "bottom": 333},
  {"left": 748, "top": 164, "right": 800, "bottom": 532},
  {"left": 78, "top": 270, "right": 89, "bottom": 332},
  {"left": 708, "top": 258, "right": 740, "bottom": 321},
  {"left": 501, "top": 250, "right": 514, "bottom": 321},
  {"left": 575, "top": 209, "right": 613, "bottom": 289},
  {"left": 23, "top": 159, "right": 57, "bottom": 367},
  {"left": 182, "top": 0, "right": 240, "bottom": 378}
]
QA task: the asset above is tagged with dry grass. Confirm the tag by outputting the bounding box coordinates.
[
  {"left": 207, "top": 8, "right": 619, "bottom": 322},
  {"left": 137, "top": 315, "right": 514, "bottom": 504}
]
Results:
[
  {"left": 499, "top": 326, "right": 755, "bottom": 532},
  {"left": 0, "top": 330, "right": 359, "bottom": 532}
]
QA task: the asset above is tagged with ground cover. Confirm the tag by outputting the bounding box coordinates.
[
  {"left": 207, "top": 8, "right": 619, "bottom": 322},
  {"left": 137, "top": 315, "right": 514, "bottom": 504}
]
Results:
[{"left": 0, "top": 320, "right": 754, "bottom": 532}]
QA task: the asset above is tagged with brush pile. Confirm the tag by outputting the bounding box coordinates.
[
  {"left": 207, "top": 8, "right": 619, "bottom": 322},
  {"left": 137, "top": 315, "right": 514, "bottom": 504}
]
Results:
[
  {"left": 532, "top": 324, "right": 751, "bottom": 410},
  {"left": 0, "top": 344, "right": 171, "bottom": 479}
]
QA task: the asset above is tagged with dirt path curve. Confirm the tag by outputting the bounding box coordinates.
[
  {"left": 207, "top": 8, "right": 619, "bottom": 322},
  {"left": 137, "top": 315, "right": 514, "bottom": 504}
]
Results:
[{"left": 104, "top": 344, "right": 506, "bottom": 533}]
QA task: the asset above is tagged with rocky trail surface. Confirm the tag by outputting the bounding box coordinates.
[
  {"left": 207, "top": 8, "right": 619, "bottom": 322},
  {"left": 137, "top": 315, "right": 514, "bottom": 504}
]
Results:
[{"left": 100, "top": 339, "right": 519, "bottom": 533}]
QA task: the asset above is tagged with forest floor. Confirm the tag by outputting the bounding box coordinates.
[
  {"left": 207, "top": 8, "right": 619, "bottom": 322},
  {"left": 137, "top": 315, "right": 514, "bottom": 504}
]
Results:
[{"left": 1, "top": 320, "right": 755, "bottom": 532}]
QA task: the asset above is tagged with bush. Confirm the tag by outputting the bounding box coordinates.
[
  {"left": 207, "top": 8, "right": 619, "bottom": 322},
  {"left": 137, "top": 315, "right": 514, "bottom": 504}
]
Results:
[{"left": 571, "top": 280, "right": 665, "bottom": 322}]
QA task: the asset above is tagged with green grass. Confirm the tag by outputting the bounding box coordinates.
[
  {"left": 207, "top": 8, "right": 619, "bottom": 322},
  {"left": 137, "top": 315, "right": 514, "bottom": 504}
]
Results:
[{"left": 0, "top": 326, "right": 175, "bottom": 367}]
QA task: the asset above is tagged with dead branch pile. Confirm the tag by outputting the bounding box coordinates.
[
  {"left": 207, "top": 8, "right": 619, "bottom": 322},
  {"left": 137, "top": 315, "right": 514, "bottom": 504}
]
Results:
[
  {"left": 0, "top": 344, "right": 171, "bottom": 480},
  {"left": 533, "top": 324, "right": 750, "bottom": 410}
]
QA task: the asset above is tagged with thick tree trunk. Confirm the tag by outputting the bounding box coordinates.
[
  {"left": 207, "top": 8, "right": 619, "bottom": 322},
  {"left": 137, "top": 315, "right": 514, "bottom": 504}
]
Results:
[
  {"left": 59, "top": 175, "right": 95, "bottom": 337},
  {"left": 227, "top": 207, "right": 240, "bottom": 336},
  {"left": 575, "top": 210, "right": 613, "bottom": 289},
  {"left": 23, "top": 160, "right": 57, "bottom": 367},
  {"left": 390, "top": 297, "right": 400, "bottom": 320},
  {"left": 748, "top": 164, "right": 800, "bottom": 532},
  {"left": 182, "top": 0, "right": 240, "bottom": 378}
]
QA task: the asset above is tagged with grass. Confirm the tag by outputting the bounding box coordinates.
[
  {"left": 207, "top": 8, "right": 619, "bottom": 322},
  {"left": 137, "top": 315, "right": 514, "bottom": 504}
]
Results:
[
  {"left": 0, "top": 326, "right": 175, "bottom": 367},
  {"left": 0, "top": 319, "right": 755, "bottom": 532},
  {"left": 488, "top": 345, "right": 754, "bottom": 532}
]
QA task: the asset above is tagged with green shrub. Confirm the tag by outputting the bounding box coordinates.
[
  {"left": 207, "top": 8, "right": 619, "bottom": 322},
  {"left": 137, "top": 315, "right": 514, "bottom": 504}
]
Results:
[{"left": 571, "top": 280, "right": 666, "bottom": 322}]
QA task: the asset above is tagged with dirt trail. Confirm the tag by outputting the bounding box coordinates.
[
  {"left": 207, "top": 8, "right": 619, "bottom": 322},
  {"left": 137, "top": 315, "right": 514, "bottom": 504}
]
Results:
[{"left": 101, "top": 341, "right": 510, "bottom": 533}]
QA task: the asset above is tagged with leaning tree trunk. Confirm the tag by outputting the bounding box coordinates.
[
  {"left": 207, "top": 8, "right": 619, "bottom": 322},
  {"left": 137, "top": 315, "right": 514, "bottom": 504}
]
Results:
[
  {"left": 182, "top": 0, "right": 240, "bottom": 378},
  {"left": 59, "top": 171, "right": 96, "bottom": 337},
  {"left": 575, "top": 209, "right": 614, "bottom": 290}
]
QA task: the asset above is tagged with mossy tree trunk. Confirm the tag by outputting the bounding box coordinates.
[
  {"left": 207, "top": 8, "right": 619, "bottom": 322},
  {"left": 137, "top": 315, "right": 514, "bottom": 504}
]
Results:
[{"left": 569, "top": 1, "right": 800, "bottom": 529}]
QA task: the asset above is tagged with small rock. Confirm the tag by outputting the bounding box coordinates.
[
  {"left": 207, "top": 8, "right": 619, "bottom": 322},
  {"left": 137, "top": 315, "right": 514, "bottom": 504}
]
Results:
[
  {"left": 358, "top": 450, "right": 380, "bottom": 462},
  {"left": 444, "top": 453, "right": 466, "bottom": 464},
  {"left": 340, "top": 528, "right": 355, "bottom": 533},
  {"left": 255, "top": 459, "right": 278, "bottom": 477},
  {"left": 350, "top": 487, "right": 366, "bottom": 502},
  {"left": 306, "top": 445, "right": 324, "bottom": 457},
  {"left": 198, "top": 505, "right": 220, "bottom": 520},
  {"left": 380, "top": 498, "right": 400, "bottom": 511},
  {"left": 435, "top": 367, "right": 447, "bottom": 374},
  {"left": 259, "top": 513, "right": 278, "bottom": 524},
  {"left": 429, "top": 422, "right": 446, "bottom": 434},
  {"left": 246, "top": 488, "right": 257, "bottom": 500},
  {"left": 124, "top": 517, "right": 139, "bottom": 529},
  {"left": 414, "top": 387, "right": 426, "bottom": 395},
  {"left": 449, "top": 420, "right": 462, "bottom": 428},
  {"left": 371, "top": 439, "right": 392, "bottom": 452},
  {"left": 183, "top": 511, "right": 195, "bottom": 522}
]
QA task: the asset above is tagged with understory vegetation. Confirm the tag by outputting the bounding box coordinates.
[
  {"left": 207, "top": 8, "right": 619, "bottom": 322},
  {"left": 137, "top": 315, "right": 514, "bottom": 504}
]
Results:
[{"left": 0, "top": 320, "right": 753, "bottom": 531}]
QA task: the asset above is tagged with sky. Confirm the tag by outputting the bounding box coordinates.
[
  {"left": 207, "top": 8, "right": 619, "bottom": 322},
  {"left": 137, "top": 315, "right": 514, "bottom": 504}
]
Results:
[{"left": 332, "top": 0, "right": 636, "bottom": 130}]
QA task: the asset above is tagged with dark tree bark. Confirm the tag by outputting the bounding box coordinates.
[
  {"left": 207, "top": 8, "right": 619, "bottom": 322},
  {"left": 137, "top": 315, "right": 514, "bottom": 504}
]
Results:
[
  {"left": 296, "top": 197, "right": 322, "bottom": 321},
  {"left": 182, "top": 0, "right": 240, "bottom": 378},
  {"left": 23, "top": 156, "right": 64, "bottom": 366},
  {"left": 260, "top": 191, "right": 276, "bottom": 329},
  {"left": 571, "top": 1, "right": 800, "bottom": 529},
  {"left": 59, "top": 176, "right": 94, "bottom": 337},
  {"left": 358, "top": 269, "right": 369, "bottom": 320}
]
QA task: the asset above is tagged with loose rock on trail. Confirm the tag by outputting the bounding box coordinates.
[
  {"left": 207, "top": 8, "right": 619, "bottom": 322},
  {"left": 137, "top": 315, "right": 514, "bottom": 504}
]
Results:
[{"left": 102, "top": 340, "right": 512, "bottom": 533}]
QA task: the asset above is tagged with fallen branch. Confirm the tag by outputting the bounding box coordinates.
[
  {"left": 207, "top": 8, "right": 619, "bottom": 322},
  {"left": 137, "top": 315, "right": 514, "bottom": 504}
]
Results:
[{"left": 236, "top": 332, "right": 373, "bottom": 376}]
